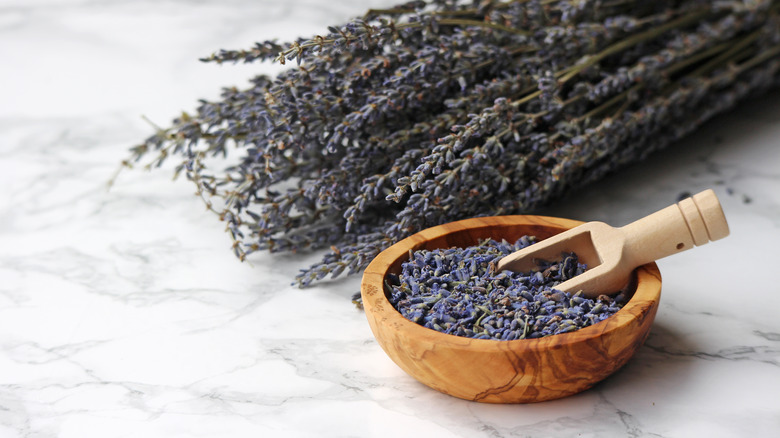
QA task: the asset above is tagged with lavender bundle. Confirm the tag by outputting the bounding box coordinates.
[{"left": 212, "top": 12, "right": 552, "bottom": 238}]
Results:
[{"left": 122, "top": 0, "right": 780, "bottom": 287}]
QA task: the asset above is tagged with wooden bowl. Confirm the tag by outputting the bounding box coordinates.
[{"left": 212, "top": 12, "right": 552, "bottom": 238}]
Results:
[{"left": 360, "top": 215, "right": 661, "bottom": 403}]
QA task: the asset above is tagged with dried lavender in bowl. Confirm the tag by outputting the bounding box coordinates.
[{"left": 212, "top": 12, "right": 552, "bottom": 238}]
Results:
[
  {"left": 121, "top": 0, "right": 780, "bottom": 288},
  {"left": 387, "top": 237, "right": 627, "bottom": 340}
]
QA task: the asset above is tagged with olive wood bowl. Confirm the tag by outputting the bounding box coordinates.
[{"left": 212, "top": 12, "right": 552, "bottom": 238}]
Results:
[{"left": 360, "top": 215, "right": 662, "bottom": 403}]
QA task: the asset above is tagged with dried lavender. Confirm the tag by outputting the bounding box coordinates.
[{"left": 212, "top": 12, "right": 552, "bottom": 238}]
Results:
[
  {"left": 388, "top": 237, "right": 627, "bottom": 340},
  {"left": 119, "top": 0, "right": 780, "bottom": 288}
]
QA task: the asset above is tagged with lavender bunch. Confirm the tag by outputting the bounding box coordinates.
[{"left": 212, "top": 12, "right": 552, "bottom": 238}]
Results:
[{"left": 120, "top": 0, "right": 780, "bottom": 287}]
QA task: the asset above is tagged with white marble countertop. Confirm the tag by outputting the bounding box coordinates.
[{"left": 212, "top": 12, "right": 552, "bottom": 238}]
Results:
[{"left": 2, "top": 1, "right": 779, "bottom": 436}]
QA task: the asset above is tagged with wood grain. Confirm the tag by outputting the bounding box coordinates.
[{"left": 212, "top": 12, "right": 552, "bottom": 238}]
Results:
[
  {"left": 495, "top": 190, "right": 726, "bottom": 298},
  {"left": 360, "top": 215, "right": 662, "bottom": 403}
]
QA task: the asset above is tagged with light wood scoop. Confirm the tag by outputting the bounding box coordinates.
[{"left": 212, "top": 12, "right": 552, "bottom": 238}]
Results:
[{"left": 496, "top": 189, "right": 729, "bottom": 298}]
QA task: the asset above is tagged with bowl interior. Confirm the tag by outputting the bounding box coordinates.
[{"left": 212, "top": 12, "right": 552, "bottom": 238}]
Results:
[
  {"left": 382, "top": 216, "right": 580, "bottom": 281},
  {"left": 381, "top": 216, "right": 639, "bottom": 319}
]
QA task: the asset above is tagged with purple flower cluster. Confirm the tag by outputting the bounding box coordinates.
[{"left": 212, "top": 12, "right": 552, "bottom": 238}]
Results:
[
  {"left": 388, "top": 237, "right": 627, "bottom": 340},
  {"left": 122, "top": 0, "right": 780, "bottom": 289}
]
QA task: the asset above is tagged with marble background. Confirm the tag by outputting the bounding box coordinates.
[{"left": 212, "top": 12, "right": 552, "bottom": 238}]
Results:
[{"left": 1, "top": 1, "right": 779, "bottom": 436}]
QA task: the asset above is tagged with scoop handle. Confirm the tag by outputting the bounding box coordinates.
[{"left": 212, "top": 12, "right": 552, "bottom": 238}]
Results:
[{"left": 620, "top": 189, "right": 729, "bottom": 267}]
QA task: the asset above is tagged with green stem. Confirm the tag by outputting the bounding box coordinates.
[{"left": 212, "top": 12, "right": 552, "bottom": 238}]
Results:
[
  {"left": 731, "top": 43, "right": 780, "bottom": 76},
  {"left": 556, "top": 8, "right": 712, "bottom": 83},
  {"left": 507, "top": 7, "right": 715, "bottom": 112},
  {"left": 688, "top": 29, "right": 762, "bottom": 78},
  {"left": 664, "top": 41, "right": 734, "bottom": 77},
  {"left": 575, "top": 35, "right": 742, "bottom": 124}
]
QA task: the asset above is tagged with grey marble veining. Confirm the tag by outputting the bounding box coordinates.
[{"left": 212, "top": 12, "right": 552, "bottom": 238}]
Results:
[{"left": 1, "top": 1, "right": 779, "bottom": 437}]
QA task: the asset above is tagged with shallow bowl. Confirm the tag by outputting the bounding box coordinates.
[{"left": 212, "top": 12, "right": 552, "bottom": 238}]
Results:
[{"left": 360, "top": 215, "right": 661, "bottom": 403}]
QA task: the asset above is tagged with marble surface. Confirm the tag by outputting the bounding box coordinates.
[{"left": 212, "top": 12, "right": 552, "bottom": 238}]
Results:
[{"left": 2, "top": 1, "right": 779, "bottom": 436}]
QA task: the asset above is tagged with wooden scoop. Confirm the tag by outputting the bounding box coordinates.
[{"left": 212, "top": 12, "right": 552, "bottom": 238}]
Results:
[{"left": 496, "top": 189, "right": 729, "bottom": 298}]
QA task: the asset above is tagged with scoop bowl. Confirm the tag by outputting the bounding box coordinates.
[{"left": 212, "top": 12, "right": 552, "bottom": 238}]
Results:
[{"left": 360, "top": 215, "right": 662, "bottom": 403}]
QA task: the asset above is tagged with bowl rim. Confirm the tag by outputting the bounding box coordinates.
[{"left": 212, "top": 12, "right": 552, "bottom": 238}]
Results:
[{"left": 361, "top": 215, "right": 662, "bottom": 354}]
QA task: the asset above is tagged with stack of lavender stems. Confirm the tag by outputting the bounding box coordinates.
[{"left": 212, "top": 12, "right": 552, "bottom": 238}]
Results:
[{"left": 123, "top": 0, "right": 780, "bottom": 286}]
